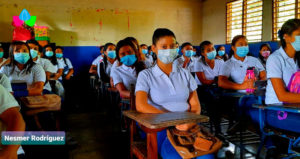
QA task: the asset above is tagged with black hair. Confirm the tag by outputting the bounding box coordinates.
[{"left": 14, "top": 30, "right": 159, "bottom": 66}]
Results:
[
  {"left": 102, "top": 43, "right": 116, "bottom": 67},
  {"left": 278, "top": 19, "right": 300, "bottom": 67},
  {"left": 55, "top": 46, "right": 64, "bottom": 52},
  {"left": 152, "top": 28, "right": 176, "bottom": 45},
  {"left": 140, "top": 44, "right": 147, "bottom": 48},
  {"left": 229, "top": 35, "right": 247, "bottom": 58},
  {"left": 199, "top": 41, "right": 213, "bottom": 66},
  {"left": 258, "top": 43, "right": 272, "bottom": 64},
  {"left": 181, "top": 42, "right": 193, "bottom": 49},
  {"left": 8, "top": 41, "right": 35, "bottom": 74},
  {"left": 116, "top": 39, "right": 145, "bottom": 76},
  {"left": 26, "top": 40, "right": 41, "bottom": 52},
  {"left": 43, "top": 44, "right": 58, "bottom": 65},
  {"left": 216, "top": 45, "right": 228, "bottom": 61}
]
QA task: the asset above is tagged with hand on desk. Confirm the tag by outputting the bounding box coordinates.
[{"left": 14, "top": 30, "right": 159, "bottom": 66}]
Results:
[{"left": 176, "top": 123, "right": 196, "bottom": 131}]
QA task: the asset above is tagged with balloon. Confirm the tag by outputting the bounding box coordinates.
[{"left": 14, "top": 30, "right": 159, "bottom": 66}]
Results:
[
  {"left": 25, "top": 16, "right": 36, "bottom": 27},
  {"left": 19, "top": 9, "right": 31, "bottom": 21},
  {"left": 13, "top": 16, "right": 24, "bottom": 27}
]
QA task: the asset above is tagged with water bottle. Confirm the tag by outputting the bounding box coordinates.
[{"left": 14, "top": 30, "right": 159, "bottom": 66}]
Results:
[{"left": 246, "top": 67, "right": 255, "bottom": 93}]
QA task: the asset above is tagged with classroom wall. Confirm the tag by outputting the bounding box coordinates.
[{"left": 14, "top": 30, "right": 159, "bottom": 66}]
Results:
[{"left": 0, "top": 0, "right": 202, "bottom": 46}]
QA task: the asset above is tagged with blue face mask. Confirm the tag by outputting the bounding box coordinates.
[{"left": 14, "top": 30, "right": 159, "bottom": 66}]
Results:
[
  {"left": 0, "top": 52, "right": 3, "bottom": 58},
  {"left": 14, "top": 53, "right": 30, "bottom": 64},
  {"left": 236, "top": 46, "right": 249, "bottom": 58},
  {"left": 45, "top": 51, "right": 54, "bottom": 57},
  {"left": 120, "top": 54, "right": 137, "bottom": 66},
  {"left": 30, "top": 49, "right": 38, "bottom": 58},
  {"left": 150, "top": 51, "right": 153, "bottom": 55},
  {"left": 292, "top": 36, "right": 300, "bottom": 51},
  {"left": 192, "top": 51, "right": 196, "bottom": 56},
  {"left": 218, "top": 50, "right": 225, "bottom": 56},
  {"left": 107, "top": 50, "right": 116, "bottom": 59},
  {"left": 207, "top": 50, "right": 217, "bottom": 60},
  {"left": 56, "top": 53, "right": 63, "bottom": 58},
  {"left": 142, "top": 49, "right": 148, "bottom": 54},
  {"left": 176, "top": 48, "right": 180, "bottom": 53},
  {"left": 185, "top": 50, "right": 194, "bottom": 58}
]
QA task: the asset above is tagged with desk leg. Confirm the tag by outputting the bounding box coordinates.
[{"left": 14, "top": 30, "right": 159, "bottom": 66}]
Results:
[
  {"left": 130, "top": 119, "right": 134, "bottom": 159},
  {"left": 147, "top": 132, "right": 158, "bottom": 159}
]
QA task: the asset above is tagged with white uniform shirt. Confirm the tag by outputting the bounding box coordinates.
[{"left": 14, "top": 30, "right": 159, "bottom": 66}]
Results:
[
  {"left": 220, "top": 56, "right": 265, "bottom": 92},
  {"left": 97, "top": 59, "right": 114, "bottom": 79},
  {"left": 92, "top": 55, "right": 103, "bottom": 66},
  {"left": 57, "top": 58, "right": 73, "bottom": 73},
  {"left": 0, "top": 73, "right": 12, "bottom": 92},
  {"left": 145, "top": 55, "right": 154, "bottom": 68},
  {"left": 110, "top": 60, "right": 119, "bottom": 76},
  {"left": 111, "top": 64, "right": 137, "bottom": 90},
  {"left": 0, "top": 58, "right": 8, "bottom": 68},
  {"left": 35, "top": 58, "right": 56, "bottom": 91},
  {"left": 266, "top": 47, "right": 299, "bottom": 104},
  {"left": 135, "top": 64, "right": 198, "bottom": 112},
  {"left": 0, "top": 64, "right": 46, "bottom": 87},
  {"left": 173, "top": 56, "right": 195, "bottom": 72},
  {"left": 194, "top": 59, "right": 224, "bottom": 80}
]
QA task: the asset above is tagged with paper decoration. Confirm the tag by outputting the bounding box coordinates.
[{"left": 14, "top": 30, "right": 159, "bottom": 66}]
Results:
[
  {"left": 13, "top": 27, "right": 32, "bottom": 41},
  {"left": 13, "top": 16, "right": 24, "bottom": 27},
  {"left": 34, "top": 26, "right": 50, "bottom": 41},
  {"left": 25, "top": 16, "right": 36, "bottom": 27},
  {"left": 19, "top": 9, "right": 31, "bottom": 21}
]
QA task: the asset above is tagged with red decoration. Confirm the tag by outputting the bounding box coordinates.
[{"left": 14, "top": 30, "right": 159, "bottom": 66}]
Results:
[{"left": 13, "top": 27, "right": 32, "bottom": 41}]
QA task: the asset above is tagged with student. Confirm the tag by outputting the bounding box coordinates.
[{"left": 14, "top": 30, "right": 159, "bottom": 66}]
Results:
[
  {"left": 55, "top": 46, "right": 74, "bottom": 81},
  {"left": 26, "top": 40, "right": 55, "bottom": 93},
  {"left": 0, "top": 84, "right": 26, "bottom": 159},
  {"left": 0, "top": 42, "right": 45, "bottom": 96},
  {"left": 258, "top": 43, "right": 272, "bottom": 68},
  {"left": 0, "top": 44, "right": 10, "bottom": 68},
  {"left": 218, "top": 35, "right": 266, "bottom": 92},
  {"left": 111, "top": 39, "right": 145, "bottom": 99},
  {"left": 215, "top": 46, "right": 228, "bottom": 61},
  {"left": 141, "top": 44, "right": 154, "bottom": 68},
  {"left": 0, "top": 73, "right": 12, "bottom": 93},
  {"left": 173, "top": 42, "right": 196, "bottom": 72},
  {"left": 135, "top": 28, "right": 213, "bottom": 159},
  {"left": 89, "top": 45, "right": 104, "bottom": 74},
  {"left": 97, "top": 43, "right": 116, "bottom": 84}
]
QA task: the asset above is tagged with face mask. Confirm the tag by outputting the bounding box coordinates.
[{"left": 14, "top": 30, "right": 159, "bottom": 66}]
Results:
[
  {"left": 120, "top": 54, "right": 137, "bottom": 66},
  {"left": 45, "top": 51, "right": 54, "bottom": 57},
  {"left": 192, "top": 51, "right": 196, "bottom": 56},
  {"left": 107, "top": 50, "right": 116, "bottom": 59},
  {"left": 176, "top": 48, "right": 180, "bottom": 53},
  {"left": 261, "top": 51, "right": 270, "bottom": 58},
  {"left": 14, "top": 53, "right": 30, "bottom": 64},
  {"left": 218, "top": 50, "right": 225, "bottom": 56},
  {"left": 0, "top": 52, "right": 3, "bottom": 58},
  {"left": 56, "top": 53, "right": 63, "bottom": 58},
  {"left": 236, "top": 46, "right": 249, "bottom": 58},
  {"left": 150, "top": 51, "right": 153, "bottom": 55},
  {"left": 142, "top": 49, "right": 148, "bottom": 54},
  {"left": 185, "top": 50, "right": 194, "bottom": 58},
  {"left": 30, "top": 49, "right": 38, "bottom": 58},
  {"left": 291, "top": 36, "right": 300, "bottom": 51},
  {"left": 157, "top": 49, "right": 178, "bottom": 64},
  {"left": 207, "top": 50, "right": 217, "bottom": 60}
]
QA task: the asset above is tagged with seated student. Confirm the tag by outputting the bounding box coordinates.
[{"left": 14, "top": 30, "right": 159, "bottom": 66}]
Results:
[
  {"left": 135, "top": 28, "right": 213, "bottom": 159},
  {"left": 215, "top": 46, "right": 228, "bottom": 61},
  {"left": 0, "top": 42, "right": 45, "bottom": 96},
  {"left": 258, "top": 43, "right": 272, "bottom": 68},
  {"left": 89, "top": 45, "right": 104, "bottom": 74},
  {"left": 218, "top": 35, "right": 266, "bottom": 92},
  {"left": 173, "top": 42, "right": 196, "bottom": 72},
  {"left": 55, "top": 46, "right": 74, "bottom": 81},
  {"left": 0, "top": 84, "right": 26, "bottom": 159},
  {"left": 111, "top": 39, "right": 145, "bottom": 99},
  {"left": 26, "top": 40, "right": 55, "bottom": 94},
  {"left": 0, "top": 73, "right": 13, "bottom": 93},
  {"left": 194, "top": 41, "right": 224, "bottom": 134},
  {"left": 0, "top": 43, "right": 10, "bottom": 68},
  {"left": 141, "top": 44, "right": 154, "bottom": 67},
  {"left": 97, "top": 43, "right": 116, "bottom": 84}
]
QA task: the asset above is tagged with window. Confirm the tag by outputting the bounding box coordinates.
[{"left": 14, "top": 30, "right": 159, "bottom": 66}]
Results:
[
  {"left": 226, "top": 0, "right": 263, "bottom": 43},
  {"left": 273, "top": 0, "right": 296, "bottom": 41}
]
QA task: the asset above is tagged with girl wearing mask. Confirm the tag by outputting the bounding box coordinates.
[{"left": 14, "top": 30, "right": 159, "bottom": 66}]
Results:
[
  {"left": 97, "top": 43, "right": 116, "bottom": 84},
  {"left": 55, "top": 46, "right": 74, "bottom": 81},
  {"left": 0, "top": 44, "right": 10, "bottom": 68},
  {"left": 258, "top": 43, "right": 272, "bottom": 68},
  {"left": 141, "top": 44, "right": 154, "bottom": 67},
  {"left": 0, "top": 41, "right": 45, "bottom": 96},
  {"left": 110, "top": 39, "right": 145, "bottom": 98},
  {"left": 215, "top": 46, "right": 228, "bottom": 61},
  {"left": 173, "top": 42, "right": 196, "bottom": 72},
  {"left": 135, "top": 28, "right": 213, "bottom": 159}
]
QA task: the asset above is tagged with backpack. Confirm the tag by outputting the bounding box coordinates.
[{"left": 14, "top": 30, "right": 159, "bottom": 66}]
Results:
[{"left": 287, "top": 70, "right": 300, "bottom": 93}]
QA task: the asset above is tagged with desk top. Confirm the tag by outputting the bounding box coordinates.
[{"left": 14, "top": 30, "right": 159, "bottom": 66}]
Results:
[
  {"left": 253, "top": 104, "right": 300, "bottom": 113},
  {"left": 123, "top": 110, "right": 209, "bottom": 129}
]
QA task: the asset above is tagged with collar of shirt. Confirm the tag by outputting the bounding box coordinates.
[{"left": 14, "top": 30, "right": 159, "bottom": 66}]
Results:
[
  {"left": 279, "top": 47, "right": 293, "bottom": 60},
  {"left": 152, "top": 64, "right": 179, "bottom": 77},
  {"left": 231, "top": 55, "right": 248, "bottom": 64},
  {"left": 121, "top": 64, "right": 135, "bottom": 72}
]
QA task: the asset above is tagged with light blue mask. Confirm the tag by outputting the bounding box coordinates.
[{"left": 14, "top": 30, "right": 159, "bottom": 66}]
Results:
[
  {"left": 176, "top": 48, "right": 180, "bottom": 53},
  {"left": 30, "top": 49, "right": 38, "bottom": 58},
  {"left": 192, "top": 51, "right": 196, "bottom": 56},
  {"left": 120, "top": 54, "right": 137, "bottom": 66},
  {"left": 142, "top": 49, "right": 148, "bottom": 54},
  {"left": 107, "top": 50, "right": 116, "bottom": 59},
  {"left": 0, "top": 52, "right": 3, "bottom": 58},
  {"left": 236, "top": 46, "right": 249, "bottom": 58},
  {"left": 56, "top": 53, "right": 63, "bottom": 58},
  {"left": 292, "top": 36, "right": 300, "bottom": 51},
  {"left": 207, "top": 50, "right": 217, "bottom": 60},
  {"left": 185, "top": 50, "right": 194, "bottom": 58},
  {"left": 150, "top": 51, "right": 153, "bottom": 55},
  {"left": 45, "top": 51, "right": 54, "bottom": 57},
  {"left": 218, "top": 50, "right": 225, "bottom": 56},
  {"left": 14, "top": 53, "right": 30, "bottom": 64}
]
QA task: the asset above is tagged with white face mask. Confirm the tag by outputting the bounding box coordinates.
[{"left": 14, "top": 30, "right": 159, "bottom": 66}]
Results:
[{"left": 157, "top": 49, "right": 178, "bottom": 64}]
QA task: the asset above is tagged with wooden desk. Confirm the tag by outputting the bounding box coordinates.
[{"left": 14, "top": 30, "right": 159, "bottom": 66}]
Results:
[{"left": 123, "top": 110, "right": 209, "bottom": 159}]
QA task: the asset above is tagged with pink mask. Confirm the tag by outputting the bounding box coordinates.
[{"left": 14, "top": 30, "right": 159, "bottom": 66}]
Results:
[{"left": 261, "top": 51, "right": 270, "bottom": 58}]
